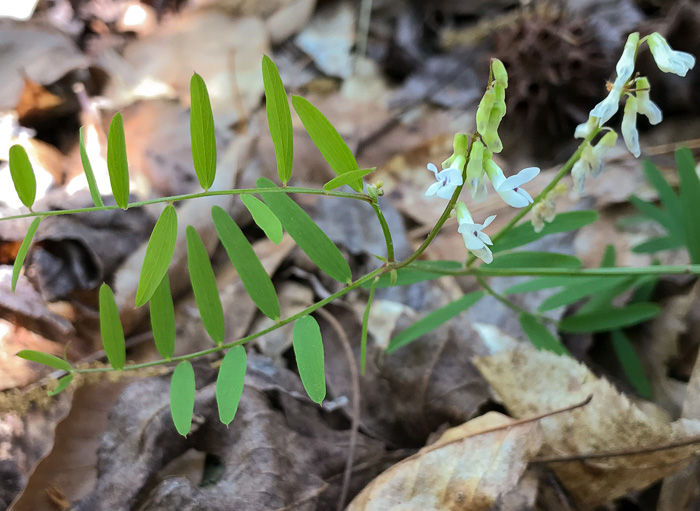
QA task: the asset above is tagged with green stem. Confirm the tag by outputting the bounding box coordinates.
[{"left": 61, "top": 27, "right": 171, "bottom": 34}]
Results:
[
  {"left": 413, "top": 265, "right": 700, "bottom": 278},
  {"left": 74, "top": 265, "right": 386, "bottom": 375},
  {"left": 1, "top": 186, "right": 371, "bottom": 222},
  {"left": 370, "top": 201, "right": 394, "bottom": 262},
  {"left": 476, "top": 275, "right": 556, "bottom": 324},
  {"left": 466, "top": 128, "right": 600, "bottom": 266}
]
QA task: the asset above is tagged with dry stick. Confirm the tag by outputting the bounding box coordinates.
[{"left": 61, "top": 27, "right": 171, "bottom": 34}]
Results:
[
  {"left": 315, "top": 307, "right": 362, "bottom": 511},
  {"left": 532, "top": 434, "right": 700, "bottom": 464}
]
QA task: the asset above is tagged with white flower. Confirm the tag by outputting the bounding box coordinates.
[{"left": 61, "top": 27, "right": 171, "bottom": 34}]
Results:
[
  {"left": 590, "top": 85, "right": 624, "bottom": 127},
  {"left": 622, "top": 95, "right": 640, "bottom": 158},
  {"left": 485, "top": 158, "right": 539, "bottom": 208},
  {"left": 591, "top": 130, "right": 618, "bottom": 178},
  {"left": 613, "top": 32, "right": 639, "bottom": 89},
  {"left": 456, "top": 202, "right": 496, "bottom": 264},
  {"left": 572, "top": 131, "right": 619, "bottom": 192},
  {"left": 636, "top": 77, "right": 662, "bottom": 125},
  {"left": 425, "top": 163, "right": 463, "bottom": 199},
  {"left": 648, "top": 33, "right": 696, "bottom": 77}
]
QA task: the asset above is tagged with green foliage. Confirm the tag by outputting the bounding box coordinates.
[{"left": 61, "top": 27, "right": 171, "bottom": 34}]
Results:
[
  {"left": 170, "top": 361, "right": 196, "bottom": 436},
  {"left": 323, "top": 168, "right": 375, "bottom": 192},
  {"left": 136, "top": 204, "right": 178, "bottom": 307},
  {"left": 12, "top": 216, "right": 41, "bottom": 292},
  {"left": 190, "top": 72, "right": 217, "bottom": 190},
  {"left": 212, "top": 205, "right": 280, "bottom": 320},
  {"left": 49, "top": 373, "right": 74, "bottom": 396},
  {"left": 537, "top": 276, "right": 629, "bottom": 312},
  {"left": 262, "top": 55, "right": 293, "bottom": 185},
  {"left": 292, "top": 315, "right": 326, "bottom": 404},
  {"left": 16, "top": 349, "right": 72, "bottom": 372},
  {"left": 257, "top": 177, "right": 352, "bottom": 283},
  {"left": 292, "top": 96, "right": 363, "bottom": 192},
  {"left": 519, "top": 313, "right": 569, "bottom": 356},
  {"left": 150, "top": 275, "right": 176, "bottom": 360},
  {"left": 8, "top": 144, "right": 36, "bottom": 209},
  {"left": 611, "top": 330, "right": 652, "bottom": 398},
  {"left": 216, "top": 346, "right": 247, "bottom": 425},
  {"left": 241, "top": 194, "right": 283, "bottom": 244},
  {"left": 677, "top": 148, "right": 700, "bottom": 263},
  {"left": 387, "top": 291, "right": 484, "bottom": 353},
  {"left": 79, "top": 127, "right": 104, "bottom": 207},
  {"left": 107, "top": 112, "right": 130, "bottom": 209},
  {"left": 492, "top": 211, "right": 598, "bottom": 253},
  {"left": 489, "top": 252, "right": 582, "bottom": 270},
  {"left": 186, "top": 225, "right": 226, "bottom": 345},
  {"left": 559, "top": 303, "right": 660, "bottom": 333},
  {"left": 99, "top": 283, "right": 126, "bottom": 370}
]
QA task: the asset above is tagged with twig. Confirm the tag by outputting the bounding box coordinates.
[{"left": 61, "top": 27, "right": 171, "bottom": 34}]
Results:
[{"left": 315, "top": 308, "right": 361, "bottom": 511}]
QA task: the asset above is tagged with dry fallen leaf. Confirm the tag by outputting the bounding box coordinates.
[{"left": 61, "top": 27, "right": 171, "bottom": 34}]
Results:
[
  {"left": 346, "top": 411, "right": 542, "bottom": 511},
  {"left": 473, "top": 325, "right": 700, "bottom": 510}
]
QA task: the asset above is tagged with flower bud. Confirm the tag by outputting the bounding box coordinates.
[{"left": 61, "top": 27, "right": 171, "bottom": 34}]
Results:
[{"left": 491, "top": 58, "right": 508, "bottom": 88}]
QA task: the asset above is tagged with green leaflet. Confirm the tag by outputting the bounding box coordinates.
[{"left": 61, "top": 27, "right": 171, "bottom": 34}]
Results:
[
  {"left": 212, "top": 206, "right": 281, "bottom": 320},
  {"left": 216, "top": 346, "right": 247, "bottom": 425},
  {"left": 677, "top": 147, "right": 700, "bottom": 263},
  {"left": 150, "top": 275, "right": 176, "bottom": 360},
  {"left": 611, "top": 330, "right": 652, "bottom": 398},
  {"left": 186, "top": 225, "right": 225, "bottom": 344},
  {"left": 170, "top": 361, "right": 196, "bottom": 436},
  {"left": 492, "top": 211, "right": 598, "bottom": 253},
  {"left": 99, "top": 283, "right": 126, "bottom": 370},
  {"left": 360, "top": 278, "right": 378, "bottom": 374},
  {"left": 505, "top": 276, "right": 574, "bottom": 295},
  {"left": 559, "top": 303, "right": 660, "bottom": 333},
  {"left": 633, "top": 236, "right": 683, "bottom": 254},
  {"left": 323, "top": 168, "right": 375, "bottom": 192},
  {"left": 293, "top": 315, "right": 326, "bottom": 404},
  {"left": 107, "top": 113, "right": 130, "bottom": 209},
  {"left": 291, "top": 96, "right": 362, "bottom": 192},
  {"left": 16, "top": 349, "right": 72, "bottom": 372},
  {"left": 643, "top": 159, "right": 682, "bottom": 230},
  {"left": 241, "top": 194, "right": 283, "bottom": 244},
  {"left": 628, "top": 195, "right": 677, "bottom": 235},
  {"left": 489, "top": 252, "right": 582, "bottom": 270},
  {"left": 8, "top": 145, "right": 36, "bottom": 209},
  {"left": 190, "top": 73, "right": 217, "bottom": 190},
  {"left": 11, "top": 216, "right": 41, "bottom": 292},
  {"left": 79, "top": 126, "right": 104, "bottom": 207},
  {"left": 136, "top": 204, "right": 178, "bottom": 307},
  {"left": 257, "top": 178, "right": 351, "bottom": 283},
  {"left": 387, "top": 291, "right": 484, "bottom": 354},
  {"left": 519, "top": 313, "right": 569, "bottom": 356},
  {"left": 48, "top": 373, "right": 74, "bottom": 396},
  {"left": 368, "top": 260, "right": 463, "bottom": 289},
  {"left": 537, "top": 276, "right": 629, "bottom": 312},
  {"left": 262, "top": 56, "right": 293, "bottom": 184}
]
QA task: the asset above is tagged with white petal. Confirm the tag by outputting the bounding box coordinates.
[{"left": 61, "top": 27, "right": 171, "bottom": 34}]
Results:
[
  {"left": 590, "top": 87, "right": 623, "bottom": 126},
  {"left": 499, "top": 167, "right": 540, "bottom": 190},
  {"left": 461, "top": 232, "right": 486, "bottom": 250},
  {"left": 439, "top": 167, "right": 464, "bottom": 185},
  {"left": 516, "top": 188, "right": 534, "bottom": 204},
  {"left": 497, "top": 189, "right": 531, "bottom": 208},
  {"left": 425, "top": 182, "right": 442, "bottom": 197},
  {"left": 638, "top": 99, "right": 662, "bottom": 125},
  {"left": 482, "top": 215, "right": 496, "bottom": 228},
  {"left": 472, "top": 246, "right": 493, "bottom": 264},
  {"left": 471, "top": 181, "right": 488, "bottom": 201},
  {"left": 458, "top": 223, "right": 482, "bottom": 233},
  {"left": 476, "top": 231, "right": 493, "bottom": 246},
  {"left": 622, "top": 96, "right": 640, "bottom": 158},
  {"left": 436, "top": 183, "right": 457, "bottom": 199},
  {"left": 427, "top": 163, "right": 439, "bottom": 176}
]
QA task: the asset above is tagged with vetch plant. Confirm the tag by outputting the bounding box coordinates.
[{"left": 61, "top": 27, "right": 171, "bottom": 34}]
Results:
[{"left": 6, "top": 33, "right": 699, "bottom": 434}]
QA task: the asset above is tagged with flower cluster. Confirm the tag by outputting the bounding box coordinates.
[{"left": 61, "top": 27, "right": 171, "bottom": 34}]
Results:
[
  {"left": 424, "top": 60, "right": 540, "bottom": 263},
  {"left": 574, "top": 32, "right": 695, "bottom": 190}
]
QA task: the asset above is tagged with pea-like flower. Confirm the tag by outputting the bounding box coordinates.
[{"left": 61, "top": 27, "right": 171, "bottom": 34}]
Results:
[
  {"left": 456, "top": 202, "right": 496, "bottom": 263},
  {"left": 635, "top": 77, "right": 662, "bottom": 125},
  {"left": 648, "top": 33, "right": 696, "bottom": 77},
  {"left": 425, "top": 163, "right": 463, "bottom": 199},
  {"left": 571, "top": 131, "right": 618, "bottom": 192},
  {"left": 484, "top": 158, "right": 540, "bottom": 208}
]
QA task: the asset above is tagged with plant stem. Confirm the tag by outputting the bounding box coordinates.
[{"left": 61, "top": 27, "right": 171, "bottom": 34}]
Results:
[
  {"left": 412, "top": 264, "right": 700, "bottom": 278},
  {"left": 1, "top": 186, "right": 372, "bottom": 222},
  {"left": 370, "top": 201, "right": 394, "bottom": 261},
  {"left": 476, "top": 275, "right": 556, "bottom": 324}
]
